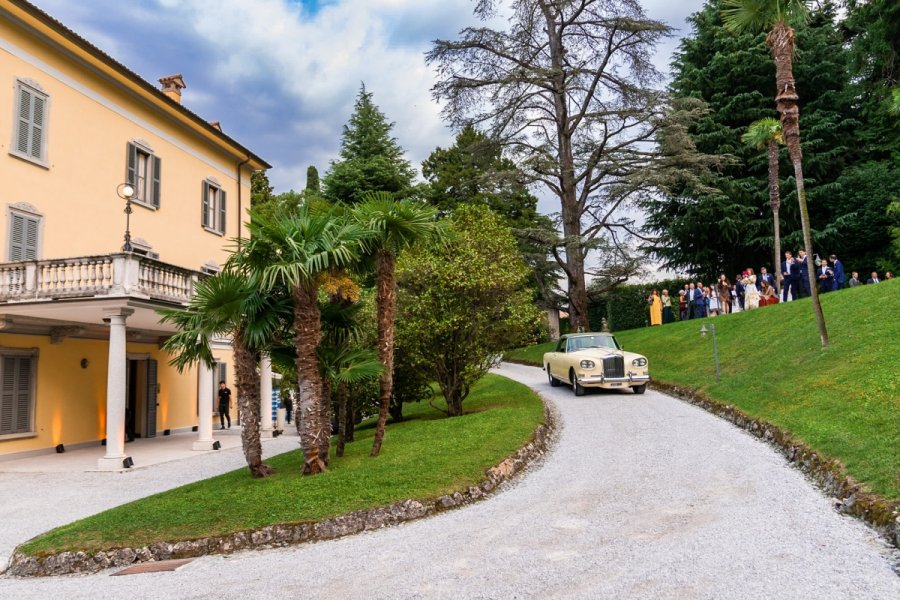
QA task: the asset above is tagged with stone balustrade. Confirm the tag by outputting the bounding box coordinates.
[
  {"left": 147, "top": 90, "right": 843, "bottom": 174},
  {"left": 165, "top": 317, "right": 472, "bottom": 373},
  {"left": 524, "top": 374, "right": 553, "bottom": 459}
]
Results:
[{"left": 0, "top": 253, "right": 200, "bottom": 304}]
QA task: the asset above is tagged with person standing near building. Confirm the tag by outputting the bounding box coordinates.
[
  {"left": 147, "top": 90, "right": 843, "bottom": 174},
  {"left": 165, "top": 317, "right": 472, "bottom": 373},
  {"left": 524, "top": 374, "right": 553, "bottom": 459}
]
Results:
[
  {"left": 218, "top": 381, "right": 232, "bottom": 430},
  {"left": 797, "top": 249, "right": 812, "bottom": 297},
  {"left": 661, "top": 289, "right": 674, "bottom": 324},
  {"left": 648, "top": 289, "right": 662, "bottom": 326}
]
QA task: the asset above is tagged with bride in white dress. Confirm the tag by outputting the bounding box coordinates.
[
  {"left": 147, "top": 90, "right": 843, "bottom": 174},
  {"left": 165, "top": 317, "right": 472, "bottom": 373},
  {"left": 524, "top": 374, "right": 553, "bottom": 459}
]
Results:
[{"left": 744, "top": 273, "right": 760, "bottom": 310}]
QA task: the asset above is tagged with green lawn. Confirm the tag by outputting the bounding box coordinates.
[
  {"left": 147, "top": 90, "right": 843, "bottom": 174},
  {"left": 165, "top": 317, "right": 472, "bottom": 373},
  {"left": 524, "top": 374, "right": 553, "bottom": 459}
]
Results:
[
  {"left": 21, "top": 374, "right": 544, "bottom": 557},
  {"left": 509, "top": 281, "right": 900, "bottom": 500}
]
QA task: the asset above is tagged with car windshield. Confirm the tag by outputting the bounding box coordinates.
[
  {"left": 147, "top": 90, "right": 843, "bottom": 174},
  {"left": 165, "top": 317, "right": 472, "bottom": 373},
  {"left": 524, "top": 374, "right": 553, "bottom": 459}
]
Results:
[{"left": 566, "top": 335, "right": 619, "bottom": 352}]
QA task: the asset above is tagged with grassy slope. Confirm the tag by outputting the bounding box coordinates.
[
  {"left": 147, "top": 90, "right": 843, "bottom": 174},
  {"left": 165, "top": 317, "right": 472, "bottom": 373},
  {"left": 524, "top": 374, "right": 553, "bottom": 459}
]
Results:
[
  {"left": 22, "top": 374, "right": 544, "bottom": 556},
  {"left": 508, "top": 281, "right": 900, "bottom": 500}
]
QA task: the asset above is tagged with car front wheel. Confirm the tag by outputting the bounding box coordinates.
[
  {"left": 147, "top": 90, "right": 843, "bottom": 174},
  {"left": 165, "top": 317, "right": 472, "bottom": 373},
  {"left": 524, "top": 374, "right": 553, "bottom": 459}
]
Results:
[
  {"left": 632, "top": 384, "right": 647, "bottom": 395},
  {"left": 570, "top": 370, "right": 585, "bottom": 396},
  {"left": 548, "top": 366, "right": 560, "bottom": 387}
]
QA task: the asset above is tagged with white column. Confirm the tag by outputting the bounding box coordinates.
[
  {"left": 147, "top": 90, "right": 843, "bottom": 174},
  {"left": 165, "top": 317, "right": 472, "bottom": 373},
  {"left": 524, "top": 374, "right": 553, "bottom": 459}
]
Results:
[
  {"left": 260, "top": 354, "right": 273, "bottom": 432},
  {"left": 98, "top": 308, "right": 134, "bottom": 471},
  {"left": 192, "top": 361, "right": 215, "bottom": 451}
]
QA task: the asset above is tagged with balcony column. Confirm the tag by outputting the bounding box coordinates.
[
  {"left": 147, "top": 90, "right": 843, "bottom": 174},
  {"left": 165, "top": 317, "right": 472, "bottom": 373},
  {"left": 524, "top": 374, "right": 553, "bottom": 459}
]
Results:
[
  {"left": 260, "top": 354, "right": 273, "bottom": 432},
  {"left": 192, "top": 361, "right": 215, "bottom": 450},
  {"left": 97, "top": 307, "right": 134, "bottom": 471}
]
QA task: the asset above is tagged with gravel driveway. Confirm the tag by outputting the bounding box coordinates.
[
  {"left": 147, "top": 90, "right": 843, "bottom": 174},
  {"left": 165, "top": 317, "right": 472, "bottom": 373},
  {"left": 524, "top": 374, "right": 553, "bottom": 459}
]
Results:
[{"left": 2, "top": 362, "right": 898, "bottom": 599}]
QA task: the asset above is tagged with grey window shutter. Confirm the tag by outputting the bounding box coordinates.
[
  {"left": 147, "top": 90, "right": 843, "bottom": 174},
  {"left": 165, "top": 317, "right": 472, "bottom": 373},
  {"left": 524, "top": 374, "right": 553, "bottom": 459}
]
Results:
[
  {"left": 126, "top": 142, "right": 137, "bottom": 186},
  {"left": 0, "top": 356, "right": 33, "bottom": 435},
  {"left": 0, "top": 357, "right": 14, "bottom": 434},
  {"left": 145, "top": 359, "right": 158, "bottom": 438},
  {"left": 16, "top": 88, "right": 31, "bottom": 155},
  {"left": 9, "top": 214, "right": 25, "bottom": 261},
  {"left": 15, "top": 357, "right": 32, "bottom": 432},
  {"left": 202, "top": 181, "right": 210, "bottom": 228},
  {"left": 30, "top": 95, "right": 45, "bottom": 159},
  {"left": 219, "top": 190, "right": 227, "bottom": 233},
  {"left": 23, "top": 217, "right": 38, "bottom": 260},
  {"left": 151, "top": 155, "right": 161, "bottom": 207}
]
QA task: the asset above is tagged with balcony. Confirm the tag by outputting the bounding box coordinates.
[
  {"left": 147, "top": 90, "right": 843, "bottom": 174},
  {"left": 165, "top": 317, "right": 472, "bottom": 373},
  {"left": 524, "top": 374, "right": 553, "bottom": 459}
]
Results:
[{"left": 0, "top": 253, "right": 200, "bottom": 305}]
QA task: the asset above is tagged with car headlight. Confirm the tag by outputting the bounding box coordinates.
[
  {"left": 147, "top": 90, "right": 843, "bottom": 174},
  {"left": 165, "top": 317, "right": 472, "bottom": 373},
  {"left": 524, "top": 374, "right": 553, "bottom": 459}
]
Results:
[
  {"left": 579, "top": 360, "right": 595, "bottom": 369},
  {"left": 632, "top": 357, "right": 647, "bottom": 367}
]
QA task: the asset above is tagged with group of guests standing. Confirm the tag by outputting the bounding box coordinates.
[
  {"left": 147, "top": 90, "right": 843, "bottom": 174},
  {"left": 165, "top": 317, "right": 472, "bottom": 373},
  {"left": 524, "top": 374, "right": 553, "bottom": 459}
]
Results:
[{"left": 645, "top": 251, "right": 893, "bottom": 326}]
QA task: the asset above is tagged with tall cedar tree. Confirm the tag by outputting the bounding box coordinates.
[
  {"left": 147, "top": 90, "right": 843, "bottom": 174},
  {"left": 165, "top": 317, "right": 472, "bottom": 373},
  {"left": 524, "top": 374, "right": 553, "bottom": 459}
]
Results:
[
  {"left": 428, "top": 0, "right": 672, "bottom": 331},
  {"left": 323, "top": 85, "right": 416, "bottom": 204}
]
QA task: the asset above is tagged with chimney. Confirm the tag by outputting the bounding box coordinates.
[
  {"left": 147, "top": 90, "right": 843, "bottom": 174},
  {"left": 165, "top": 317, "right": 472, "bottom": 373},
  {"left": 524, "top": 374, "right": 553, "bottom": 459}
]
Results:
[
  {"left": 158, "top": 74, "right": 186, "bottom": 104},
  {"left": 208, "top": 121, "right": 222, "bottom": 132}
]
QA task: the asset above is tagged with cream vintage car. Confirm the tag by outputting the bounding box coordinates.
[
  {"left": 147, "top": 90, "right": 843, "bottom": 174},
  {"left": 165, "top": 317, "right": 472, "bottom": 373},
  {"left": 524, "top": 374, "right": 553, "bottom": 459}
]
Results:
[{"left": 543, "top": 332, "right": 650, "bottom": 396}]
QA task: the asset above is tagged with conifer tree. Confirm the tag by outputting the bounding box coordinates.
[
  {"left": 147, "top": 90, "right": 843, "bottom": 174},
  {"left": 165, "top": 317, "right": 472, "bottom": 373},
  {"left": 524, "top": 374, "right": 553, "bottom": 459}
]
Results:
[{"left": 323, "top": 85, "right": 416, "bottom": 204}]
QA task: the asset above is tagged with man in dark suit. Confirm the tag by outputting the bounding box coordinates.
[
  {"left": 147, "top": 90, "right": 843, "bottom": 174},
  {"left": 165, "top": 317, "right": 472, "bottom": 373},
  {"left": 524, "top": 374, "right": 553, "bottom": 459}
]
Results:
[
  {"left": 829, "top": 255, "right": 845, "bottom": 289},
  {"left": 782, "top": 251, "right": 799, "bottom": 301},
  {"left": 694, "top": 283, "right": 706, "bottom": 318},
  {"left": 797, "top": 250, "right": 811, "bottom": 298},
  {"left": 759, "top": 267, "right": 776, "bottom": 290},
  {"left": 867, "top": 272, "right": 881, "bottom": 284},
  {"left": 734, "top": 275, "right": 745, "bottom": 311},
  {"left": 817, "top": 261, "right": 835, "bottom": 293}
]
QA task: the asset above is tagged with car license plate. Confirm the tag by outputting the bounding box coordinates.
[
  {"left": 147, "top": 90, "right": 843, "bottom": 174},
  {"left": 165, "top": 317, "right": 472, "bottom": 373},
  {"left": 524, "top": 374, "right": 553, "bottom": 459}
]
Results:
[{"left": 610, "top": 383, "right": 622, "bottom": 387}]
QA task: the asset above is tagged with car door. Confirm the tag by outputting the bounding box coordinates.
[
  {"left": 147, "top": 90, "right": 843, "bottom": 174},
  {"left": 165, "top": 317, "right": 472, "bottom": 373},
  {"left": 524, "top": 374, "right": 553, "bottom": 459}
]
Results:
[{"left": 548, "top": 337, "right": 568, "bottom": 380}]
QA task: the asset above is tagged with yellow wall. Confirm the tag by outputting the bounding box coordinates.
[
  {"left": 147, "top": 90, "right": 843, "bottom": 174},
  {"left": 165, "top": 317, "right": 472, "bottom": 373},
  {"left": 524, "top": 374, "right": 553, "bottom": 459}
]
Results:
[
  {"left": 0, "top": 332, "right": 235, "bottom": 455},
  {"left": 0, "top": 16, "right": 253, "bottom": 270}
]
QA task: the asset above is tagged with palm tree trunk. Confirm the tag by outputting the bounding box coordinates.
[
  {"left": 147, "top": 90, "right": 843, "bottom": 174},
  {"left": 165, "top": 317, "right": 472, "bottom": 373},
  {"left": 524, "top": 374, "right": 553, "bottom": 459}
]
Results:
[
  {"left": 336, "top": 381, "right": 348, "bottom": 457},
  {"left": 345, "top": 396, "right": 355, "bottom": 442},
  {"left": 319, "top": 377, "right": 332, "bottom": 466},
  {"left": 233, "top": 328, "right": 274, "bottom": 478},
  {"left": 371, "top": 249, "right": 396, "bottom": 457},
  {"left": 768, "top": 22, "right": 829, "bottom": 348},
  {"left": 293, "top": 283, "right": 327, "bottom": 475},
  {"left": 767, "top": 140, "right": 782, "bottom": 294}
]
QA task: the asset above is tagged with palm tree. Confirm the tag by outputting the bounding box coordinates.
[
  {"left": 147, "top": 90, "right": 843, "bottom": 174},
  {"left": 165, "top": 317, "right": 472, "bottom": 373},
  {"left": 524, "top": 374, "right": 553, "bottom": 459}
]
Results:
[
  {"left": 160, "top": 270, "right": 290, "bottom": 478},
  {"left": 352, "top": 193, "right": 445, "bottom": 457},
  {"left": 241, "top": 204, "right": 368, "bottom": 475},
  {"left": 742, "top": 117, "right": 785, "bottom": 293},
  {"left": 723, "top": 0, "right": 829, "bottom": 347}
]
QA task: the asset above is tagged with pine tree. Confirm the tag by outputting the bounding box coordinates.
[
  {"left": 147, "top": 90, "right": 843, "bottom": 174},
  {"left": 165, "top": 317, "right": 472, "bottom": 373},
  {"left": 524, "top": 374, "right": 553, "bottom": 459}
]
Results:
[{"left": 323, "top": 85, "right": 416, "bottom": 204}]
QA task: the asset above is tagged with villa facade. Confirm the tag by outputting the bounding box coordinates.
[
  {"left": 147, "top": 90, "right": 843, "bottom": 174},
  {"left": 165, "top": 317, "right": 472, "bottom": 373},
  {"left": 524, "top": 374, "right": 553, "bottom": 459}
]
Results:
[{"left": 0, "top": 0, "right": 270, "bottom": 468}]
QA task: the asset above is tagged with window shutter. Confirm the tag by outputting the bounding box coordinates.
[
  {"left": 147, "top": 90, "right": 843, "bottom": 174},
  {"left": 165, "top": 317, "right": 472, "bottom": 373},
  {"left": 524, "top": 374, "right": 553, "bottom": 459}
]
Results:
[
  {"left": 0, "top": 356, "right": 33, "bottom": 435},
  {"left": 16, "top": 88, "right": 32, "bottom": 155},
  {"left": 202, "top": 181, "right": 210, "bottom": 228},
  {"left": 30, "top": 95, "right": 45, "bottom": 159},
  {"left": 0, "top": 357, "right": 14, "bottom": 434},
  {"left": 125, "top": 142, "right": 137, "bottom": 186},
  {"left": 151, "top": 155, "right": 161, "bottom": 207},
  {"left": 15, "top": 357, "right": 32, "bottom": 433},
  {"left": 218, "top": 190, "right": 227, "bottom": 233},
  {"left": 23, "top": 217, "right": 39, "bottom": 260},
  {"left": 9, "top": 214, "right": 25, "bottom": 261}
]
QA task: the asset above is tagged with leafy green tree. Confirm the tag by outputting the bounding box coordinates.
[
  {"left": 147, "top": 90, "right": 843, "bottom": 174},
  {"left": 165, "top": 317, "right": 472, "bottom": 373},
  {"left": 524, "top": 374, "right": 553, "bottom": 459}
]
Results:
[
  {"left": 396, "top": 205, "right": 543, "bottom": 416},
  {"left": 742, "top": 117, "right": 784, "bottom": 291},
  {"left": 306, "top": 165, "right": 321, "bottom": 195},
  {"left": 239, "top": 204, "right": 368, "bottom": 475},
  {"left": 323, "top": 85, "right": 416, "bottom": 204},
  {"left": 722, "top": 0, "right": 829, "bottom": 347},
  {"left": 351, "top": 193, "right": 445, "bottom": 456},
  {"left": 422, "top": 125, "right": 562, "bottom": 308}
]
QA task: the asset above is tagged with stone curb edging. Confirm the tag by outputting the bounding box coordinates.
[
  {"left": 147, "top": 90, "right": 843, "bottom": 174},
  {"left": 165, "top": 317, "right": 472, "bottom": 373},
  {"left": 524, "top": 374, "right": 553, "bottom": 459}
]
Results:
[
  {"left": 7, "top": 404, "right": 557, "bottom": 578},
  {"left": 652, "top": 380, "right": 900, "bottom": 550}
]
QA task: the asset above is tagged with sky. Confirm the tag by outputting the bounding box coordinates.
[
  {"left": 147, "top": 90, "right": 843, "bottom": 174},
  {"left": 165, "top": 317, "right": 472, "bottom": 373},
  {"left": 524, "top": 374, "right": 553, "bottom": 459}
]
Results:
[{"left": 30, "top": 0, "right": 706, "bottom": 209}]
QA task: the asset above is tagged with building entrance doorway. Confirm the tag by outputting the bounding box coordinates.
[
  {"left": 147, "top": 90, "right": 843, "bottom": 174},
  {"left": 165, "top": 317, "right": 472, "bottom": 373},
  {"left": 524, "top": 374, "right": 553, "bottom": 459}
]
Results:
[{"left": 126, "top": 357, "right": 158, "bottom": 440}]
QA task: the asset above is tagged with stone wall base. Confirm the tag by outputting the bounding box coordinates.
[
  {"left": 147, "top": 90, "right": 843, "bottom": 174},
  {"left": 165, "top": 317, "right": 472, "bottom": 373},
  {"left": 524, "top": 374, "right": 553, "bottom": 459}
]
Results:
[
  {"left": 653, "top": 381, "right": 900, "bottom": 551},
  {"left": 8, "top": 404, "right": 557, "bottom": 578}
]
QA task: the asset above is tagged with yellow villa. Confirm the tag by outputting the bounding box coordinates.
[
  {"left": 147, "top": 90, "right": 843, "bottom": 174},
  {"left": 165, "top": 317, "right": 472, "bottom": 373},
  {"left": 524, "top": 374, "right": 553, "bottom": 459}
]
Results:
[{"left": 0, "top": 0, "right": 271, "bottom": 468}]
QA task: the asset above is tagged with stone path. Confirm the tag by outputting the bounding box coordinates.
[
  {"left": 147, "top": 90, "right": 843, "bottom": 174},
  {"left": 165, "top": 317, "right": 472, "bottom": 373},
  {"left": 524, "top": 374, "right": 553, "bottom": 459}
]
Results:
[{"left": 1, "top": 363, "right": 897, "bottom": 599}]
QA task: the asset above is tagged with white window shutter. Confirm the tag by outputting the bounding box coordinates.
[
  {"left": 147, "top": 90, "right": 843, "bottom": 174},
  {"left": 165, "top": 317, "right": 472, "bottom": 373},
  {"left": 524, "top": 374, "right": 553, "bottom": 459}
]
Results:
[
  {"left": 9, "top": 214, "right": 25, "bottom": 261},
  {"left": 30, "top": 96, "right": 45, "bottom": 159},
  {"left": 16, "top": 88, "right": 32, "bottom": 155}
]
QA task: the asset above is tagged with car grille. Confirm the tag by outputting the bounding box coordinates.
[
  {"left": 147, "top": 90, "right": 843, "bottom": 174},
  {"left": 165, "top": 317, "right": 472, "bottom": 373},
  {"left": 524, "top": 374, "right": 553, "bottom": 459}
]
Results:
[{"left": 603, "top": 356, "right": 625, "bottom": 378}]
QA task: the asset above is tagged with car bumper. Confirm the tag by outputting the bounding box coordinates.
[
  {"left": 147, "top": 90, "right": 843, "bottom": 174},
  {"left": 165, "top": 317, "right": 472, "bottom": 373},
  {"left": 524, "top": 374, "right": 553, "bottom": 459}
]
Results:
[{"left": 577, "top": 374, "right": 651, "bottom": 386}]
